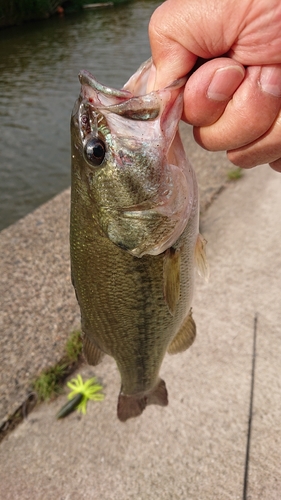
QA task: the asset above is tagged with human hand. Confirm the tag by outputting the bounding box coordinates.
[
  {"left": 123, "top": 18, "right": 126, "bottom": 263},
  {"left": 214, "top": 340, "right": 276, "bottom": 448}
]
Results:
[{"left": 148, "top": 0, "right": 281, "bottom": 172}]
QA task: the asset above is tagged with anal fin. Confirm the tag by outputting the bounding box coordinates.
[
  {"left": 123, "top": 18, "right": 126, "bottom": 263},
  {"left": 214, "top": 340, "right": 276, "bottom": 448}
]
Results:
[
  {"left": 167, "top": 308, "right": 196, "bottom": 354},
  {"left": 83, "top": 334, "right": 104, "bottom": 366}
]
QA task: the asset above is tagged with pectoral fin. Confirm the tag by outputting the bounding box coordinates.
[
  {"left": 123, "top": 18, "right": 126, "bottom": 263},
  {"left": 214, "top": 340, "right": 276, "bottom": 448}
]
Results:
[
  {"left": 195, "top": 234, "right": 209, "bottom": 281},
  {"left": 163, "top": 247, "right": 181, "bottom": 316},
  {"left": 83, "top": 334, "right": 104, "bottom": 366},
  {"left": 167, "top": 308, "right": 196, "bottom": 354}
]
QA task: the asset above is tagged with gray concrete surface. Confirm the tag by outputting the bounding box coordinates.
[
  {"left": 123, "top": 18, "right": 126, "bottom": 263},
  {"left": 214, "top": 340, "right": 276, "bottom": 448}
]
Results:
[
  {"left": 1, "top": 164, "right": 280, "bottom": 499},
  {"left": 0, "top": 189, "right": 81, "bottom": 426},
  {"left": 0, "top": 124, "right": 234, "bottom": 427}
]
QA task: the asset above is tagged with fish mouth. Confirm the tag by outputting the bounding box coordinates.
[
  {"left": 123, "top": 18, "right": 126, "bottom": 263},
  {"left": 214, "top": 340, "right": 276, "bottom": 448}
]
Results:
[
  {"left": 79, "top": 70, "right": 160, "bottom": 121},
  {"left": 78, "top": 57, "right": 187, "bottom": 106},
  {"left": 77, "top": 58, "right": 188, "bottom": 130}
]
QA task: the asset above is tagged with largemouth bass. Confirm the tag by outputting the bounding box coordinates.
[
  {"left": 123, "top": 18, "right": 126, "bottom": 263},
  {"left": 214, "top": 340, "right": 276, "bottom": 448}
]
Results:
[{"left": 70, "top": 59, "right": 207, "bottom": 422}]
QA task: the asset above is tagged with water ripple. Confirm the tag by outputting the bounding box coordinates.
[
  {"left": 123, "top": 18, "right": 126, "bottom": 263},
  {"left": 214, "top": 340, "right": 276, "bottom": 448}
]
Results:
[{"left": 0, "top": 0, "right": 160, "bottom": 230}]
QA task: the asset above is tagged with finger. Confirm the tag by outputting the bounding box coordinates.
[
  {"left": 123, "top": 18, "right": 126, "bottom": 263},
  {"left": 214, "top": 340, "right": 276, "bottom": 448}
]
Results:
[
  {"left": 149, "top": 39, "right": 197, "bottom": 92},
  {"left": 269, "top": 159, "right": 281, "bottom": 173},
  {"left": 148, "top": 0, "right": 249, "bottom": 90},
  {"left": 183, "top": 58, "right": 245, "bottom": 125},
  {"left": 148, "top": 2, "right": 198, "bottom": 89},
  {"left": 227, "top": 113, "right": 281, "bottom": 169},
  {"left": 193, "top": 65, "right": 281, "bottom": 151}
]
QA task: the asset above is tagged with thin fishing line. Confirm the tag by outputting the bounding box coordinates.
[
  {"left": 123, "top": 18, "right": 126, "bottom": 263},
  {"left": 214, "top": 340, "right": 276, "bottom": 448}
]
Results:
[{"left": 243, "top": 313, "right": 258, "bottom": 500}]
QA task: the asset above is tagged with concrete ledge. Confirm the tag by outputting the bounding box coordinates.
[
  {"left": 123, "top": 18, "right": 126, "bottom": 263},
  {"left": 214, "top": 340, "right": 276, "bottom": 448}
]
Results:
[
  {"left": 0, "top": 124, "right": 233, "bottom": 426},
  {"left": 0, "top": 189, "right": 80, "bottom": 426}
]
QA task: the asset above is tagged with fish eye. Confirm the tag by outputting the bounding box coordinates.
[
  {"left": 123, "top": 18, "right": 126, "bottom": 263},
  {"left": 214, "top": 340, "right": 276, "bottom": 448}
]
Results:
[{"left": 84, "top": 137, "right": 106, "bottom": 166}]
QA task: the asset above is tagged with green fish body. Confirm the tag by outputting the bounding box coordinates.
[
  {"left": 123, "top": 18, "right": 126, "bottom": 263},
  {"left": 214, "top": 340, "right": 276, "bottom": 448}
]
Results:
[{"left": 70, "top": 59, "right": 207, "bottom": 421}]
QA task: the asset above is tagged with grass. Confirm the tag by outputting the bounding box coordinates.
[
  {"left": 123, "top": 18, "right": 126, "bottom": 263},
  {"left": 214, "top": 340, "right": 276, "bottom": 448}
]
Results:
[
  {"left": 33, "top": 363, "right": 67, "bottom": 401},
  {"left": 32, "top": 329, "right": 83, "bottom": 401},
  {"left": 227, "top": 167, "right": 244, "bottom": 181},
  {"left": 66, "top": 329, "right": 83, "bottom": 363}
]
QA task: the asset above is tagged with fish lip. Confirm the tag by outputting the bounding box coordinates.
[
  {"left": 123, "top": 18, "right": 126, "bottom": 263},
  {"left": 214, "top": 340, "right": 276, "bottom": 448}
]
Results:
[{"left": 79, "top": 70, "right": 133, "bottom": 99}]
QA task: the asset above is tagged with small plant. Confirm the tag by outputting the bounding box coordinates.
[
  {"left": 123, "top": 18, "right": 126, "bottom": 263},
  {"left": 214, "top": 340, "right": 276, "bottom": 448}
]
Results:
[
  {"left": 32, "top": 329, "right": 83, "bottom": 401},
  {"left": 65, "top": 329, "right": 83, "bottom": 362},
  {"left": 33, "top": 363, "right": 67, "bottom": 401},
  {"left": 57, "top": 374, "right": 104, "bottom": 418},
  {"left": 227, "top": 167, "right": 244, "bottom": 181}
]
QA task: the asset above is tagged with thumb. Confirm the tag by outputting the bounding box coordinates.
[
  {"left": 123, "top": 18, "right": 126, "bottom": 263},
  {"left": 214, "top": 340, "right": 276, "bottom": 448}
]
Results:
[{"left": 148, "top": 9, "right": 197, "bottom": 90}]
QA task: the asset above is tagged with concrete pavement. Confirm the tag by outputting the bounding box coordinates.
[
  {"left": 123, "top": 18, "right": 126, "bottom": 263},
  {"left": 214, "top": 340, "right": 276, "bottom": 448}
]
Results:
[{"left": 1, "top": 164, "right": 280, "bottom": 499}]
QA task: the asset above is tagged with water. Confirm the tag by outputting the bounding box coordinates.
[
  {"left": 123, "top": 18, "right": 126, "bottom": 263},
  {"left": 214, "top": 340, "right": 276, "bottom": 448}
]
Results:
[{"left": 0, "top": 0, "right": 160, "bottom": 230}]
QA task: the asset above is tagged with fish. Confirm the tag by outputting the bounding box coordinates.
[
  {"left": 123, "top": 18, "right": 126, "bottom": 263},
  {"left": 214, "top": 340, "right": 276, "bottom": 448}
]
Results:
[{"left": 70, "top": 58, "right": 208, "bottom": 422}]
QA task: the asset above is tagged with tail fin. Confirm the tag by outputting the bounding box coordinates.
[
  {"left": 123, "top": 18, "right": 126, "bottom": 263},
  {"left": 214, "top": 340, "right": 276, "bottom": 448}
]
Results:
[
  {"left": 117, "top": 394, "right": 146, "bottom": 422},
  {"left": 146, "top": 378, "right": 168, "bottom": 407},
  {"left": 117, "top": 378, "right": 168, "bottom": 422}
]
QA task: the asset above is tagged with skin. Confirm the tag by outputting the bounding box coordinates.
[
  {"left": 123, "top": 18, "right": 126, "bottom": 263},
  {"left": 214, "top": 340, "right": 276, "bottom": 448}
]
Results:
[{"left": 148, "top": 0, "right": 281, "bottom": 172}]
